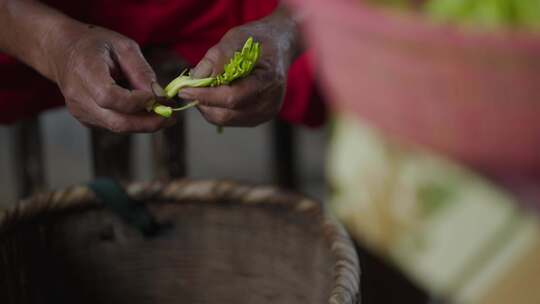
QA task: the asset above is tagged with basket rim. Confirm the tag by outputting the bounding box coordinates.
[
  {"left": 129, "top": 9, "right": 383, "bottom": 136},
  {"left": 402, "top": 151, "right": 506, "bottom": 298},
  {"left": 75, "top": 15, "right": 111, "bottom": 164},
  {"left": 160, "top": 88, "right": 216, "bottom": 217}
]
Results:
[
  {"left": 298, "top": 0, "right": 540, "bottom": 55},
  {"left": 0, "top": 179, "right": 360, "bottom": 304}
]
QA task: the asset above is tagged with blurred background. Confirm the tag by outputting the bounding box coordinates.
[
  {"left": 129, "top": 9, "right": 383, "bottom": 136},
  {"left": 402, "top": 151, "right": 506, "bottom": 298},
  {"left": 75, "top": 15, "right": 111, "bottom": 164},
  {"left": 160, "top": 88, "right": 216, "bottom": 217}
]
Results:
[
  {"left": 0, "top": 110, "right": 327, "bottom": 208},
  {"left": 295, "top": 0, "right": 540, "bottom": 303}
]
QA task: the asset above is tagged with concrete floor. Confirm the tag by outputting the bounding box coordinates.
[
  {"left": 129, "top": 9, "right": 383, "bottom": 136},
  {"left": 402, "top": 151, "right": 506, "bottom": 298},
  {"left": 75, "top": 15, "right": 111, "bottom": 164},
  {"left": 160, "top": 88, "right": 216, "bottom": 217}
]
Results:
[{"left": 0, "top": 107, "right": 327, "bottom": 209}]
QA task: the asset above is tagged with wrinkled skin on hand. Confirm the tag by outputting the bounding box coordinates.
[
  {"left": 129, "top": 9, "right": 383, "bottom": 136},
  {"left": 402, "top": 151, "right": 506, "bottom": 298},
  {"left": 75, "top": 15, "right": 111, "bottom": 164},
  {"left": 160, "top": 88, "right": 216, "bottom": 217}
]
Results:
[
  {"left": 179, "top": 8, "right": 301, "bottom": 127},
  {"left": 48, "top": 24, "right": 174, "bottom": 133}
]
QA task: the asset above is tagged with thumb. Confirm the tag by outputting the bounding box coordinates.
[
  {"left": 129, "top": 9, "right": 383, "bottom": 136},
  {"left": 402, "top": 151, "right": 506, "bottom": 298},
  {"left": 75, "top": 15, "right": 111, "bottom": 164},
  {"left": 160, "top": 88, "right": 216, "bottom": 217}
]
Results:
[{"left": 191, "top": 46, "right": 229, "bottom": 79}]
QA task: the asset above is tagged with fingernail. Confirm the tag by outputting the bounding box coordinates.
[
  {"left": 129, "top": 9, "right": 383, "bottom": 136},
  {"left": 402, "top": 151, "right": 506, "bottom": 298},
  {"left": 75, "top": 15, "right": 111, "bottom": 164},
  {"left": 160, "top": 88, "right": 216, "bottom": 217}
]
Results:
[
  {"left": 191, "top": 59, "right": 212, "bottom": 78},
  {"left": 145, "top": 98, "right": 156, "bottom": 112},
  {"left": 151, "top": 82, "right": 166, "bottom": 97}
]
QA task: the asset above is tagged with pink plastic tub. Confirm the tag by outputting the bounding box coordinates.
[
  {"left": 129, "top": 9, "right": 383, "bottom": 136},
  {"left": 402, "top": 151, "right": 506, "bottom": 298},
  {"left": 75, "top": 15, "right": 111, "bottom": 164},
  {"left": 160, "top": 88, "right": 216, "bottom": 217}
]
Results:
[{"left": 291, "top": 0, "right": 540, "bottom": 177}]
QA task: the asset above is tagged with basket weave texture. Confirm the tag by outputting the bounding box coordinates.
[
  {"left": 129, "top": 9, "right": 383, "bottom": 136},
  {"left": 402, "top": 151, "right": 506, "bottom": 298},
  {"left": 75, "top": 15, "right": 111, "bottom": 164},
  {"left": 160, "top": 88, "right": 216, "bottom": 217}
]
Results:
[{"left": 0, "top": 180, "right": 360, "bottom": 304}]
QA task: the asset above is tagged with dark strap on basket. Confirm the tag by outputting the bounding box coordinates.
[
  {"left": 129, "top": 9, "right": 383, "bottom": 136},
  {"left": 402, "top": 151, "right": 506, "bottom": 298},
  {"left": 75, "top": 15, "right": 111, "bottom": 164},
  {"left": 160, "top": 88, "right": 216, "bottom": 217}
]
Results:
[{"left": 88, "top": 178, "right": 160, "bottom": 238}]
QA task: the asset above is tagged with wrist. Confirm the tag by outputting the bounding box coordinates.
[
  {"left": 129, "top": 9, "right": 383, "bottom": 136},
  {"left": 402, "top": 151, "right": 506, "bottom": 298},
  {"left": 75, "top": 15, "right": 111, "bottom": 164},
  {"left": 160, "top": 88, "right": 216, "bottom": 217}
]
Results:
[
  {"left": 39, "top": 17, "right": 88, "bottom": 82},
  {"left": 263, "top": 4, "right": 304, "bottom": 67}
]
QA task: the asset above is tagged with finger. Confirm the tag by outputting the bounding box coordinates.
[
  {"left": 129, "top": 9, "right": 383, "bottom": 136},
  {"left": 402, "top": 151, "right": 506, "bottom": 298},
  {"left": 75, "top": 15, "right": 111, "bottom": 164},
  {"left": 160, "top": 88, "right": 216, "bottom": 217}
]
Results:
[
  {"left": 97, "top": 108, "right": 177, "bottom": 133},
  {"left": 66, "top": 93, "right": 174, "bottom": 133},
  {"left": 81, "top": 57, "right": 155, "bottom": 114},
  {"left": 113, "top": 39, "right": 157, "bottom": 91},
  {"left": 197, "top": 105, "right": 266, "bottom": 127},
  {"left": 191, "top": 45, "right": 231, "bottom": 78},
  {"left": 179, "top": 69, "right": 276, "bottom": 110}
]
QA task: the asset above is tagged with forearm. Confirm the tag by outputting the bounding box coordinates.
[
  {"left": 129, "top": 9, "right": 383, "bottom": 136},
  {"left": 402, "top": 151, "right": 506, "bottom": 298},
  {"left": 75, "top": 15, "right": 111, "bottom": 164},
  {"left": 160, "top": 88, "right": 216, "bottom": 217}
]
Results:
[{"left": 0, "top": 0, "right": 81, "bottom": 80}]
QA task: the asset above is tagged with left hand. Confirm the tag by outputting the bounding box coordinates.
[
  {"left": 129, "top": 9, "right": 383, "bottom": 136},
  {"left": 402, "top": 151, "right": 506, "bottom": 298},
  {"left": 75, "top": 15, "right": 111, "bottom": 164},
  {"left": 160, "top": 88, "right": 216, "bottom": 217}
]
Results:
[{"left": 178, "top": 6, "right": 302, "bottom": 127}]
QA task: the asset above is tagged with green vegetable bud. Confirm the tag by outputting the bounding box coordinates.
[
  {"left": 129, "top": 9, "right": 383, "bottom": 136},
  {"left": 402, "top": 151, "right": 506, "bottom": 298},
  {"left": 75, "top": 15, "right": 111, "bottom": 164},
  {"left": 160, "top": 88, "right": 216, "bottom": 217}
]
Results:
[
  {"left": 154, "top": 105, "right": 173, "bottom": 118},
  {"left": 151, "top": 37, "right": 261, "bottom": 118},
  {"left": 164, "top": 76, "right": 214, "bottom": 99}
]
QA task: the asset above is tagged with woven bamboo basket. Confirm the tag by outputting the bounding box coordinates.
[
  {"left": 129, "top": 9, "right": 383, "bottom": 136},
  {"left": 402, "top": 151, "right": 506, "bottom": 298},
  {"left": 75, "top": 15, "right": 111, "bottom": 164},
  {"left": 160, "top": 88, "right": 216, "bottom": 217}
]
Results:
[
  {"left": 0, "top": 180, "right": 360, "bottom": 304},
  {"left": 290, "top": 0, "right": 540, "bottom": 178}
]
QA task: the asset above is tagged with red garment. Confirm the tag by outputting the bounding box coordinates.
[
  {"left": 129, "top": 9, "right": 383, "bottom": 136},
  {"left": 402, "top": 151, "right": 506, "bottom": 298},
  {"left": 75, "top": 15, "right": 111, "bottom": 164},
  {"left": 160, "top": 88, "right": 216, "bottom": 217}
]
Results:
[{"left": 0, "top": 0, "right": 324, "bottom": 126}]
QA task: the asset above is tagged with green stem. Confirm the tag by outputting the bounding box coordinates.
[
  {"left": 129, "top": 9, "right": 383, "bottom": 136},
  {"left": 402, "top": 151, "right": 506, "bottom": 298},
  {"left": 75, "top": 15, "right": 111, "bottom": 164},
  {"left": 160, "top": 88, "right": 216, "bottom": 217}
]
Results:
[
  {"left": 164, "top": 76, "right": 214, "bottom": 99},
  {"left": 172, "top": 101, "right": 199, "bottom": 111},
  {"left": 151, "top": 101, "right": 199, "bottom": 118}
]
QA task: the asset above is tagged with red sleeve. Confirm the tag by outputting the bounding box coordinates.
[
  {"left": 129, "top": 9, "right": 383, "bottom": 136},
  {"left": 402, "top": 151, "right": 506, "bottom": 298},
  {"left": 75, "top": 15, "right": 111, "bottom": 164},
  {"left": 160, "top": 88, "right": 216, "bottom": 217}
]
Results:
[
  {"left": 280, "top": 51, "right": 326, "bottom": 127},
  {"left": 0, "top": 55, "right": 63, "bottom": 124}
]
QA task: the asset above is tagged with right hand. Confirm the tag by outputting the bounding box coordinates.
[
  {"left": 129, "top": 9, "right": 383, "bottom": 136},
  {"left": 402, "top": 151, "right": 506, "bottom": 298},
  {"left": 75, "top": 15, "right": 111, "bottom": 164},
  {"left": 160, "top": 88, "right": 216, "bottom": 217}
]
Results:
[{"left": 46, "top": 23, "right": 173, "bottom": 133}]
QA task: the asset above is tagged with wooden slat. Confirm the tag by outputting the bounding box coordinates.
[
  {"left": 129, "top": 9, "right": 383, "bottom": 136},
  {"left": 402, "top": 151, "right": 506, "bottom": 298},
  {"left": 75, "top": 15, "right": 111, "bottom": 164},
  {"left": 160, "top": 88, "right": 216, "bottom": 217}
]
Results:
[
  {"left": 145, "top": 47, "right": 189, "bottom": 180},
  {"left": 11, "top": 117, "right": 46, "bottom": 199},
  {"left": 91, "top": 129, "right": 132, "bottom": 181},
  {"left": 271, "top": 119, "right": 298, "bottom": 190},
  {"left": 152, "top": 116, "right": 187, "bottom": 179}
]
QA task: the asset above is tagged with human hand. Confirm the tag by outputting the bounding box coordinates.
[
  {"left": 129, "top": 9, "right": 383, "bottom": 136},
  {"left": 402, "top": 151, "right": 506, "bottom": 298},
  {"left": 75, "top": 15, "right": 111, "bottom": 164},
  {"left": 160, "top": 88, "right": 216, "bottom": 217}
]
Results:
[
  {"left": 47, "top": 24, "right": 173, "bottom": 133},
  {"left": 178, "top": 6, "right": 302, "bottom": 127}
]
